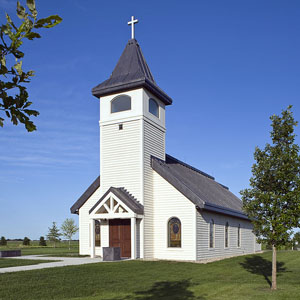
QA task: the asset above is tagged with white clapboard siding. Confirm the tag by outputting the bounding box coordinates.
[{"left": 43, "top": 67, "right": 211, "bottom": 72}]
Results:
[
  {"left": 79, "top": 186, "right": 101, "bottom": 255},
  {"left": 100, "top": 119, "right": 142, "bottom": 201},
  {"left": 196, "top": 210, "right": 256, "bottom": 260},
  {"left": 143, "top": 120, "right": 165, "bottom": 259},
  {"left": 152, "top": 171, "right": 196, "bottom": 261}
]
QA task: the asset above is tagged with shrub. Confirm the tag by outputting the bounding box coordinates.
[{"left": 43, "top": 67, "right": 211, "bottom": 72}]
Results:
[
  {"left": 0, "top": 236, "right": 7, "bottom": 246},
  {"left": 23, "top": 237, "right": 30, "bottom": 246},
  {"left": 39, "top": 236, "right": 47, "bottom": 246}
]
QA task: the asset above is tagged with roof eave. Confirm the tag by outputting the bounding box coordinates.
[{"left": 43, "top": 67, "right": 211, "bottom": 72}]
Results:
[
  {"left": 70, "top": 176, "right": 100, "bottom": 214},
  {"left": 202, "top": 203, "right": 249, "bottom": 220},
  {"left": 91, "top": 79, "right": 172, "bottom": 105}
]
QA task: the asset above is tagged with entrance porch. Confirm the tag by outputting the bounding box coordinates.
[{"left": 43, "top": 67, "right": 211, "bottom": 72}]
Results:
[{"left": 89, "top": 187, "right": 144, "bottom": 259}]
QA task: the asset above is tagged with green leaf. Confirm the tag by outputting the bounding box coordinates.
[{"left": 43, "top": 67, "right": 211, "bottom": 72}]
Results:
[
  {"left": 25, "top": 120, "right": 36, "bottom": 132},
  {"left": 25, "top": 31, "right": 41, "bottom": 40},
  {"left": 23, "top": 101, "right": 32, "bottom": 108},
  {"left": 1, "top": 56, "right": 6, "bottom": 67},
  {"left": 0, "top": 117, "right": 4, "bottom": 127},
  {"left": 17, "top": 1, "right": 26, "bottom": 19},
  {"left": 26, "top": 0, "right": 37, "bottom": 19},
  {"left": 23, "top": 109, "right": 39, "bottom": 117},
  {"left": 26, "top": 0, "right": 36, "bottom": 12},
  {"left": 34, "top": 15, "right": 62, "bottom": 29},
  {"left": 5, "top": 13, "right": 13, "bottom": 25},
  {"left": 13, "top": 50, "right": 24, "bottom": 59},
  {"left": 14, "top": 61, "right": 23, "bottom": 76},
  {"left": 11, "top": 114, "right": 18, "bottom": 125}
]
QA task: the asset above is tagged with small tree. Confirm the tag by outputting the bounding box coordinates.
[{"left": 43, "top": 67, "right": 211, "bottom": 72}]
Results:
[
  {"left": 0, "top": 236, "right": 7, "bottom": 246},
  {"left": 47, "top": 222, "right": 61, "bottom": 248},
  {"left": 61, "top": 218, "right": 78, "bottom": 250},
  {"left": 39, "top": 236, "right": 46, "bottom": 246},
  {"left": 241, "top": 106, "right": 300, "bottom": 290},
  {"left": 23, "top": 236, "right": 30, "bottom": 246}
]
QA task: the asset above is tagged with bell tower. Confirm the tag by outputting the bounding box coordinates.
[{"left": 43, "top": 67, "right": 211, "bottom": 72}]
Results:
[{"left": 92, "top": 17, "right": 172, "bottom": 258}]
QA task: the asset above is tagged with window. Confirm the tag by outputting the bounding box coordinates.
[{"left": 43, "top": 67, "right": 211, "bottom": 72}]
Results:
[
  {"left": 95, "top": 220, "right": 101, "bottom": 247},
  {"left": 225, "top": 222, "right": 229, "bottom": 248},
  {"left": 111, "top": 95, "right": 131, "bottom": 113},
  {"left": 209, "top": 219, "right": 214, "bottom": 248},
  {"left": 149, "top": 98, "right": 159, "bottom": 117},
  {"left": 237, "top": 224, "right": 241, "bottom": 247},
  {"left": 168, "top": 217, "right": 181, "bottom": 247}
]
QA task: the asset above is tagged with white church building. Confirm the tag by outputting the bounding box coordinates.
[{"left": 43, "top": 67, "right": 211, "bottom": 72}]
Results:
[{"left": 71, "top": 17, "right": 261, "bottom": 261}]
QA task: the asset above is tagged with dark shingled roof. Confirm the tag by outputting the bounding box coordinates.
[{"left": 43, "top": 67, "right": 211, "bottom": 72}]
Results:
[
  {"left": 89, "top": 187, "right": 144, "bottom": 215},
  {"left": 71, "top": 156, "right": 248, "bottom": 220},
  {"left": 151, "top": 154, "right": 249, "bottom": 220},
  {"left": 92, "top": 39, "right": 172, "bottom": 105},
  {"left": 70, "top": 176, "right": 100, "bottom": 214}
]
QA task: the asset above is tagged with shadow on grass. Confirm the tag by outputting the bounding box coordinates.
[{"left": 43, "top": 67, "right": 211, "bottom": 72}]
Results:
[
  {"left": 118, "top": 279, "right": 206, "bottom": 300},
  {"left": 240, "top": 255, "right": 286, "bottom": 287}
]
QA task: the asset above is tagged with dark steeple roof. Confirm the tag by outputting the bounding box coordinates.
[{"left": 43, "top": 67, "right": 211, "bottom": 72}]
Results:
[{"left": 92, "top": 39, "right": 172, "bottom": 105}]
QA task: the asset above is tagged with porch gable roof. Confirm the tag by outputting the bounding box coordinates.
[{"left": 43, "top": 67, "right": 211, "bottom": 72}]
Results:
[{"left": 89, "top": 187, "right": 144, "bottom": 215}]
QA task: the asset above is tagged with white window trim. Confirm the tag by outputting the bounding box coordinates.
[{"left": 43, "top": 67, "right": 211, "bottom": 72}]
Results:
[
  {"left": 208, "top": 219, "right": 215, "bottom": 249},
  {"left": 167, "top": 217, "right": 182, "bottom": 249},
  {"left": 237, "top": 224, "right": 241, "bottom": 248},
  {"left": 224, "top": 222, "right": 230, "bottom": 249}
]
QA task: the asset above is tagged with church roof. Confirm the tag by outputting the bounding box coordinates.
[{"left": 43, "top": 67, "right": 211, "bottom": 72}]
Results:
[
  {"left": 70, "top": 176, "right": 100, "bottom": 214},
  {"left": 89, "top": 187, "right": 144, "bottom": 215},
  {"left": 71, "top": 155, "right": 248, "bottom": 220},
  {"left": 92, "top": 39, "right": 172, "bottom": 105},
  {"left": 151, "top": 154, "right": 249, "bottom": 220}
]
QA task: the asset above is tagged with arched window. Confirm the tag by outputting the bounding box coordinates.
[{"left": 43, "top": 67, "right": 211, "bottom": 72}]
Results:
[
  {"left": 168, "top": 217, "right": 181, "bottom": 247},
  {"left": 225, "top": 222, "right": 229, "bottom": 248},
  {"left": 209, "top": 219, "right": 214, "bottom": 248},
  {"left": 111, "top": 95, "right": 131, "bottom": 113},
  {"left": 95, "top": 220, "right": 101, "bottom": 247},
  {"left": 237, "top": 224, "right": 241, "bottom": 247},
  {"left": 149, "top": 98, "right": 159, "bottom": 117}
]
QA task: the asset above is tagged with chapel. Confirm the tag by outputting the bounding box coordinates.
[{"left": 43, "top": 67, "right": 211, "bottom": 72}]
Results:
[{"left": 71, "top": 17, "right": 261, "bottom": 260}]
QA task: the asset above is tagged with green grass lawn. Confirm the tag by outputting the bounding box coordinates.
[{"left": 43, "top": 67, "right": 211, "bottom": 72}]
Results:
[
  {"left": 0, "top": 251, "right": 299, "bottom": 300},
  {"left": 0, "top": 240, "right": 79, "bottom": 256},
  {"left": 0, "top": 258, "right": 55, "bottom": 269}
]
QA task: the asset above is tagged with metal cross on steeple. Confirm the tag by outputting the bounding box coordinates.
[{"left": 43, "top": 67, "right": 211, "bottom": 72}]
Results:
[{"left": 128, "top": 16, "right": 138, "bottom": 39}]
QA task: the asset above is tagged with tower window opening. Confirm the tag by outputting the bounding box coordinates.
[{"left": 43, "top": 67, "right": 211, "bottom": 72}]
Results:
[
  {"left": 111, "top": 95, "right": 131, "bottom": 113},
  {"left": 149, "top": 98, "right": 159, "bottom": 118}
]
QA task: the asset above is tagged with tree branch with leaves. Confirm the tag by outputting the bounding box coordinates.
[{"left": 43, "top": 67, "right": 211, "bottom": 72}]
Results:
[{"left": 0, "top": 0, "right": 62, "bottom": 131}]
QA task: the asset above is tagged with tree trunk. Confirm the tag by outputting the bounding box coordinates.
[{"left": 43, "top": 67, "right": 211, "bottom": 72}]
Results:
[
  {"left": 271, "top": 245, "right": 277, "bottom": 290},
  {"left": 69, "top": 239, "right": 71, "bottom": 251}
]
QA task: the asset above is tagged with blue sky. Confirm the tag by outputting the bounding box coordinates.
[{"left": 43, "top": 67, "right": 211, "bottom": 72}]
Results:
[{"left": 1, "top": 0, "right": 300, "bottom": 239}]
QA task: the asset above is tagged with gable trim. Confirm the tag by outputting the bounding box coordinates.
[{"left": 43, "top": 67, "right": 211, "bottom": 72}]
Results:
[
  {"left": 89, "top": 187, "right": 144, "bottom": 215},
  {"left": 70, "top": 176, "right": 100, "bottom": 214}
]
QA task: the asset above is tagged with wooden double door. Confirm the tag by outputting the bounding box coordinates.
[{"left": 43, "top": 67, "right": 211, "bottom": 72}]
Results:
[{"left": 109, "top": 219, "right": 131, "bottom": 258}]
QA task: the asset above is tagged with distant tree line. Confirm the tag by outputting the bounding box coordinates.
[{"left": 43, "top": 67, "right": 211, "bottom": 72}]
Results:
[{"left": 0, "top": 218, "right": 78, "bottom": 249}]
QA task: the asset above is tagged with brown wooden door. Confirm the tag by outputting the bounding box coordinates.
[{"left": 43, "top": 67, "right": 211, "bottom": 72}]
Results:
[{"left": 109, "top": 219, "right": 131, "bottom": 258}]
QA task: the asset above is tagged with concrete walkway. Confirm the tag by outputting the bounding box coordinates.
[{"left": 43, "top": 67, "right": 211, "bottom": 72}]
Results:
[{"left": 0, "top": 255, "right": 103, "bottom": 273}]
